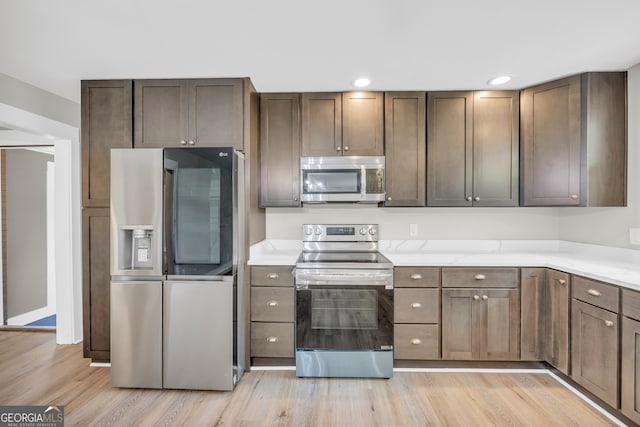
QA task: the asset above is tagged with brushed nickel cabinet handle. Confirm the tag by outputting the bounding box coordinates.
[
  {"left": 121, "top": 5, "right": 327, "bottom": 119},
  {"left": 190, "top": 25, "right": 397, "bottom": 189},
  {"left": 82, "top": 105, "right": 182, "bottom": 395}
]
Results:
[
  {"left": 336, "top": 147, "right": 342, "bottom": 152},
  {"left": 558, "top": 279, "right": 567, "bottom": 286},
  {"left": 466, "top": 196, "right": 472, "bottom": 202},
  {"left": 266, "top": 336, "right": 279, "bottom": 343},
  {"left": 570, "top": 194, "right": 578, "bottom": 200},
  {"left": 473, "top": 295, "right": 480, "bottom": 301},
  {"left": 410, "top": 274, "right": 423, "bottom": 280},
  {"left": 482, "top": 295, "right": 488, "bottom": 301},
  {"left": 294, "top": 197, "right": 298, "bottom": 201},
  {"left": 180, "top": 140, "right": 187, "bottom": 145},
  {"left": 474, "top": 274, "right": 486, "bottom": 280},
  {"left": 474, "top": 196, "right": 480, "bottom": 202},
  {"left": 344, "top": 146, "right": 349, "bottom": 151},
  {"left": 411, "top": 338, "right": 422, "bottom": 345},
  {"left": 587, "top": 289, "right": 601, "bottom": 297},
  {"left": 605, "top": 320, "right": 614, "bottom": 327},
  {"left": 387, "top": 196, "right": 392, "bottom": 201},
  {"left": 410, "top": 302, "right": 422, "bottom": 309},
  {"left": 188, "top": 140, "right": 195, "bottom": 145},
  {"left": 267, "top": 273, "right": 279, "bottom": 279},
  {"left": 267, "top": 300, "right": 279, "bottom": 307}
]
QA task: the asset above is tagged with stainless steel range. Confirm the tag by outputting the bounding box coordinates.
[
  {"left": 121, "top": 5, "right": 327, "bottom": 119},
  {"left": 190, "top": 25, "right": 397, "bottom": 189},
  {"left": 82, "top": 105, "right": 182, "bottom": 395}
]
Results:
[{"left": 295, "top": 224, "right": 394, "bottom": 378}]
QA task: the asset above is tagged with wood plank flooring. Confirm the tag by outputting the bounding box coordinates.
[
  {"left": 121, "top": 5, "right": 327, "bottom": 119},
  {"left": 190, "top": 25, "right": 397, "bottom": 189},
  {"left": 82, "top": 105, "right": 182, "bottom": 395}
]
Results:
[{"left": 0, "top": 331, "right": 621, "bottom": 426}]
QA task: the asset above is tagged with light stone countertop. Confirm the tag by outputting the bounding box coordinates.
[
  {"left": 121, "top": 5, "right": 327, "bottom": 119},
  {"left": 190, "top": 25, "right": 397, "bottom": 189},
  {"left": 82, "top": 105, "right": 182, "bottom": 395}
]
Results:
[{"left": 248, "top": 239, "right": 640, "bottom": 292}]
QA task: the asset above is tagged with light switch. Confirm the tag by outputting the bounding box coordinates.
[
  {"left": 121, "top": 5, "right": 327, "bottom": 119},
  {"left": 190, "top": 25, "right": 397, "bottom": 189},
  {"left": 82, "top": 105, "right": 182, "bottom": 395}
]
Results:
[
  {"left": 630, "top": 228, "right": 640, "bottom": 245},
  {"left": 410, "top": 224, "right": 418, "bottom": 237}
]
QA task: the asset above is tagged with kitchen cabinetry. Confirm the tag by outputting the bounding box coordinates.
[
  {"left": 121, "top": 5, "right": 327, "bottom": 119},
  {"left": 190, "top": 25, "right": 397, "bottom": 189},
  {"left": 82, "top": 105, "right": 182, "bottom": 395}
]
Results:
[
  {"left": 384, "top": 92, "right": 426, "bottom": 207},
  {"left": 134, "top": 78, "right": 244, "bottom": 149},
  {"left": 521, "top": 72, "right": 626, "bottom": 206},
  {"left": 259, "top": 93, "right": 301, "bottom": 207},
  {"left": 571, "top": 276, "right": 619, "bottom": 408},
  {"left": 521, "top": 268, "right": 546, "bottom": 361},
  {"left": 441, "top": 268, "right": 520, "bottom": 360},
  {"left": 393, "top": 267, "right": 440, "bottom": 360},
  {"left": 426, "top": 91, "right": 519, "bottom": 207},
  {"left": 250, "top": 266, "right": 295, "bottom": 361},
  {"left": 301, "top": 92, "right": 383, "bottom": 157},
  {"left": 546, "top": 270, "right": 570, "bottom": 374},
  {"left": 621, "top": 289, "right": 640, "bottom": 424}
]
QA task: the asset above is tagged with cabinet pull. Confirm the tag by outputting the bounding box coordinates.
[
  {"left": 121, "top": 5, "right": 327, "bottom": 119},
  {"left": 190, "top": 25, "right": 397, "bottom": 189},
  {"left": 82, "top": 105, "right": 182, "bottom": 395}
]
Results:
[
  {"left": 180, "top": 140, "right": 187, "bottom": 145},
  {"left": 474, "top": 196, "right": 480, "bottom": 202},
  {"left": 410, "top": 274, "right": 423, "bottom": 280},
  {"left": 604, "top": 320, "right": 614, "bottom": 327},
  {"left": 410, "top": 302, "right": 422, "bottom": 309},
  {"left": 336, "top": 147, "right": 342, "bottom": 152},
  {"left": 482, "top": 295, "right": 488, "bottom": 301},
  {"left": 557, "top": 279, "right": 567, "bottom": 286},
  {"left": 266, "top": 336, "right": 279, "bottom": 343},
  {"left": 267, "top": 300, "right": 279, "bottom": 307},
  {"left": 474, "top": 274, "right": 486, "bottom": 280},
  {"left": 466, "top": 196, "right": 472, "bottom": 202},
  {"left": 188, "top": 140, "right": 195, "bottom": 145},
  {"left": 387, "top": 196, "right": 392, "bottom": 201},
  {"left": 570, "top": 194, "right": 578, "bottom": 200},
  {"left": 473, "top": 295, "right": 480, "bottom": 300},
  {"left": 294, "top": 197, "right": 298, "bottom": 201},
  {"left": 267, "top": 273, "right": 279, "bottom": 279},
  {"left": 410, "top": 338, "right": 422, "bottom": 345},
  {"left": 344, "top": 146, "right": 349, "bottom": 151},
  {"left": 587, "top": 289, "right": 601, "bottom": 297}
]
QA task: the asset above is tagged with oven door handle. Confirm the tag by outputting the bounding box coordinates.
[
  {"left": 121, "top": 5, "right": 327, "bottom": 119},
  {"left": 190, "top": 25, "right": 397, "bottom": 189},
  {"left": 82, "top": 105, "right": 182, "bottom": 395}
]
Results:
[{"left": 295, "top": 271, "right": 394, "bottom": 289}]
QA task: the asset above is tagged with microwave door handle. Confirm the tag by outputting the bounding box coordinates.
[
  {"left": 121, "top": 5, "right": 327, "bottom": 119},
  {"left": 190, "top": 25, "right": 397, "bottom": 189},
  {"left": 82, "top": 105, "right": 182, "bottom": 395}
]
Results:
[{"left": 361, "top": 165, "right": 366, "bottom": 197}]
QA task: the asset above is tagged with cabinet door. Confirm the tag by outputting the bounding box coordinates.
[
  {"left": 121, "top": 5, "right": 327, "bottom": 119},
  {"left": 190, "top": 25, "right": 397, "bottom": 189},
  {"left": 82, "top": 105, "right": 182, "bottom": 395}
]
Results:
[
  {"left": 546, "top": 270, "right": 570, "bottom": 375},
  {"left": 472, "top": 91, "right": 519, "bottom": 206},
  {"left": 342, "top": 92, "right": 383, "bottom": 156},
  {"left": 621, "top": 317, "right": 640, "bottom": 424},
  {"left": 81, "top": 80, "right": 132, "bottom": 207},
  {"left": 189, "top": 79, "right": 243, "bottom": 149},
  {"left": 384, "top": 92, "right": 426, "bottom": 206},
  {"left": 82, "top": 208, "right": 111, "bottom": 361},
  {"left": 427, "top": 92, "right": 473, "bottom": 206},
  {"left": 521, "top": 268, "right": 546, "bottom": 361},
  {"left": 442, "top": 288, "right": 477, "bottom": 360},
  {"left": 571, "top": 300, "right": 619, "bottom": 407},
  {"left": 480, "top": 289, "right": 520, "bottom": 360},
  {"left": 301, "top": 92, "right": 342, "bottom": 156},
  {"left": 521, "top": 75, "right": 581, "bottom": 206},
  {"left": 134, "top": 79, "right": 189, "bottom": 148},
  {"left": 259, "top": 93, "right": 301, "bottom": 207}
]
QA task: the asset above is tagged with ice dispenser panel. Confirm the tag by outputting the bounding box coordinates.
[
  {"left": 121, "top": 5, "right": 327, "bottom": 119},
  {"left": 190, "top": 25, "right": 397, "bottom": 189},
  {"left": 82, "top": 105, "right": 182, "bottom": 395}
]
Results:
[{"left": 118, "top": 226, "right": 154, "bottom": 270}]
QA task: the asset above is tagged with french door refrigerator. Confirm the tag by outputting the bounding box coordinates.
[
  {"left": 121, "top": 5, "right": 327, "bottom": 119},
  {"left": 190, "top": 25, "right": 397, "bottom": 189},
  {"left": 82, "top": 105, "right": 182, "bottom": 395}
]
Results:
[{"left": 110, "top": 147, "right": 245, "bottom": 391}]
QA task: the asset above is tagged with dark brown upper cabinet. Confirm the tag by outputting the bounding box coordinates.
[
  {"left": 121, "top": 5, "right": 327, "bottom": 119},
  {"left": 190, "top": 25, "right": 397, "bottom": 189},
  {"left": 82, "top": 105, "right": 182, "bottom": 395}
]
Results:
[
  {"left": 384, "top": 92, "right": 426, "bottom": 207},
  {"left": 81, "top": 80, "right": 133, "bottom": 207},
  {"left": 427, "top": 91, "right": 519, "bottom": 206},
  {"left": 134, "top": 78, "right": 244, "bottom": 149},
  {"left": 301, "top": 92, "right": 383, "bottom": 157},
  {"left": 521, "top": 72, "right": 626, "bottom": 206},
  {"left": 259, "top": 93, "right": 301, "bottom": 207}
]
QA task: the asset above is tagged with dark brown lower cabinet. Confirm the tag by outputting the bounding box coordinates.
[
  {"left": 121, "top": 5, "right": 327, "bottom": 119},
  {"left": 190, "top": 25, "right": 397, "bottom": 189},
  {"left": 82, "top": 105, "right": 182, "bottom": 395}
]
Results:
[
  {"left": 442, "top": 288, "right": 519, "bottom": 360},
  {"left": 520, "top": 268, "right": 546, "bottom": 360},
  {"left": 546, "top": 270, "right": 570, "bottom": 375},
  {"left": 622, "top": 316, "right": 640, "bottom": 424},
  {"left": 82, "top": 208, "right": 111, "bottom": 361},
  {"left": 571, "top": 300, "right": 619, "bottom": 407}
]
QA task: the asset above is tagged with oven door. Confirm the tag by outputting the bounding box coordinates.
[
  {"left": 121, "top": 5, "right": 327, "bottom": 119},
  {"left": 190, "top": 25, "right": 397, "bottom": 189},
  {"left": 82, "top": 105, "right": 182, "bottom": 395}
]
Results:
[{"left": 295, "top": 272, "right": 393, "bottom": 351}]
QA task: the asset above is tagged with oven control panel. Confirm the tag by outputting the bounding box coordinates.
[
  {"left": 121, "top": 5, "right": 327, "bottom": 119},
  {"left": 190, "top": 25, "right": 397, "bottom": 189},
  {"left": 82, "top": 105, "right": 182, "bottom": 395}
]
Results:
[{"left": 302, "top": 224, "right": 378, "bottom": 242}]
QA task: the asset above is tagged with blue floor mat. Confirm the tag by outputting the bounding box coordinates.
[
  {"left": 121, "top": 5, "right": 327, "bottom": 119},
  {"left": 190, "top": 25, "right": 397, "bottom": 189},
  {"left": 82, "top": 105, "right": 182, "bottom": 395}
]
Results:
[{"left": 26, "top": 314, "right": 56, "bottom": 327}]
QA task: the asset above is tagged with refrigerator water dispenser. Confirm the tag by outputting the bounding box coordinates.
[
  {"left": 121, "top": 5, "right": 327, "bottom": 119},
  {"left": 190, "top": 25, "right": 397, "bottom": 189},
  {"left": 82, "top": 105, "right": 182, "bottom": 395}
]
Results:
[{"left": 118, "top": 226, "right": 154, "bottom": 270}]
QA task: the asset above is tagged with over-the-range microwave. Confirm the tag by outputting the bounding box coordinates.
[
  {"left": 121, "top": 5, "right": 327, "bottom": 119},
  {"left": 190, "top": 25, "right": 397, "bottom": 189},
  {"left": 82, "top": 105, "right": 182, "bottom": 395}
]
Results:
[{"left": 300, "top": 156, "right": 385, "bottom": 203}]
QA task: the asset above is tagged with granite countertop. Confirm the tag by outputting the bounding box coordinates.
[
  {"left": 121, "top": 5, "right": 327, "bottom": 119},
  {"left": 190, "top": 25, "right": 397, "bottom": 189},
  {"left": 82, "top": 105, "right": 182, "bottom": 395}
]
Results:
[{"left": 248, "top": 239, "right": 640, "bottom": 292}]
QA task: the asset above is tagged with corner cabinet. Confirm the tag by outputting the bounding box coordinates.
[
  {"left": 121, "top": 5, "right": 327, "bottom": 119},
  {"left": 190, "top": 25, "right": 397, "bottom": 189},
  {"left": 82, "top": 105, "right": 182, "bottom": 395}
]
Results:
[
  {"left": 546, "top": 270, "right": 570, "bottom": 375},
  {"left": 521, "top": 72, "right": 626, "bottom": 206},
  {"left": 521, "top": 268, "right": 546, "bottom": 361},
  {"left": 384, "top": 92, "right": 426, "bottom": 207},
  {"left": 427, "top": 91, "right": 519, "bottom": 207},
  {"left": 134, "top": 78, "right": 244, "bottom": 149},
  {"left": 259, "top": 93, "right": 301, "bottom": 207}
]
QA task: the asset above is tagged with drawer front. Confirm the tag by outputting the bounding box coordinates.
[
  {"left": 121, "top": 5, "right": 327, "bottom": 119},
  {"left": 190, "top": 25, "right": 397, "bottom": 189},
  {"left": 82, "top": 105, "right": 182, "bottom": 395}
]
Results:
[
  {"left": 623, "top": 289, "right": 640, "bottom": 321},
  {"left": 250, "top": 266, "right": 294, "bottom": 287},
  {"left": 394, "top": 324, "right": 440, "bottom": 360},
  {"left": 251, "top": 287, "right": 294, "bottom": 322},
  {"left": 394, "top": 289, "right": 440, "bottom": 323},
  {"left": 250, "top": 322, "right": 294, "bottom": 358},
  {"left": 572, "top": 276, "right": 619, "bottom": 313},
  {"left": 442, "top": 267, "right": 519, "bottom": 288},
  {"left": 394, "top": 267, "right": 440, "bottom": 288}
]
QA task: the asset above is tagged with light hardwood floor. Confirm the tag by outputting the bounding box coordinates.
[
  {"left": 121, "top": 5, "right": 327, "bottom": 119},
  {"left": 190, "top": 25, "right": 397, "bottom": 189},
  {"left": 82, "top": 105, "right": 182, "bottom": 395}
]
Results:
[{"left": 0, "top": 331, "right": 621, "bottom": 426}]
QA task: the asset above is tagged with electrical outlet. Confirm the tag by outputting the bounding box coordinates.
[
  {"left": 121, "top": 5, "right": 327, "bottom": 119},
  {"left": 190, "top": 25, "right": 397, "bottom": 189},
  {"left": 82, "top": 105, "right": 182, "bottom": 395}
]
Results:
[
  {"left": 630, "top": 228, "right": 640, "bottom": 245},
  {"left": 409, "top": 223, "right": 418, "bottom": 237}
]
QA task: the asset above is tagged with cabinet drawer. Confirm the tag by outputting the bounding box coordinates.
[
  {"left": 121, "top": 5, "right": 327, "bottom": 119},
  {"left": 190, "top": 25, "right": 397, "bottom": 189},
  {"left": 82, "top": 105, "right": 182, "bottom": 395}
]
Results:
[
  {"left": 250, "top": 322, "right": 294, "bottom": 358},
  {"left": 394, "top": 289, "right": 440, "bottom": 323},
  {"left": 251, "top": 287, "right": 294, "bottom": 322},
  {"left": 442, "top": 268, "right": 518, "bottom": 288},
  {"left": 250, "top": 266, "right": 294, "bottom": 287},
  {"left": 623, "top": 289, "right": 640, "bottom": 321},
  {"left": 394, "top": 267, "right": 440, "bottom": 288},
  {"left": 572, "top": 276, "right": 619, "bottom": 313},
  {"left": 394, "top": 324, "right": 440, "bottom": 360}
]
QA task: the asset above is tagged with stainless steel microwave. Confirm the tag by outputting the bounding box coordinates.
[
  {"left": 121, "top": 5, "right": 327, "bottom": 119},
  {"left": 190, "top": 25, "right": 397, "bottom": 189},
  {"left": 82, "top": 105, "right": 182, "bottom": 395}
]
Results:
[{"left": 300, "top": 156, "right": 385, "bottom": 203}]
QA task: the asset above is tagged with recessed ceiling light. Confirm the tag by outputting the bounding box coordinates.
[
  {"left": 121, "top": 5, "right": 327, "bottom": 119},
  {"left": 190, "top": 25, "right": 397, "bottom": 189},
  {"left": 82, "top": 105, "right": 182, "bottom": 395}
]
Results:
[
  {"left": 487, "top": 75, "right": 512, "bottom": 86},
  {"left": 352, "top": 77, "right": 371, "bottom": 88}
]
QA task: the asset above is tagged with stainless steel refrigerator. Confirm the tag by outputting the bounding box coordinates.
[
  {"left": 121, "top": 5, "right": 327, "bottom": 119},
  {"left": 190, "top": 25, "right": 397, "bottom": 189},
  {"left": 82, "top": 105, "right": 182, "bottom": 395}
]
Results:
[{"left": 110, "top": 147, "right": 245, "bottom": 391}]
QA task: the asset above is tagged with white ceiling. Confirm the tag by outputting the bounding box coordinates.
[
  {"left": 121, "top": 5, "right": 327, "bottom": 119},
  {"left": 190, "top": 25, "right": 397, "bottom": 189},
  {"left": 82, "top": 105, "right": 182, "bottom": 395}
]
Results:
[{"left": 1, "top": 0, "right": 640, "bottom": 104}]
